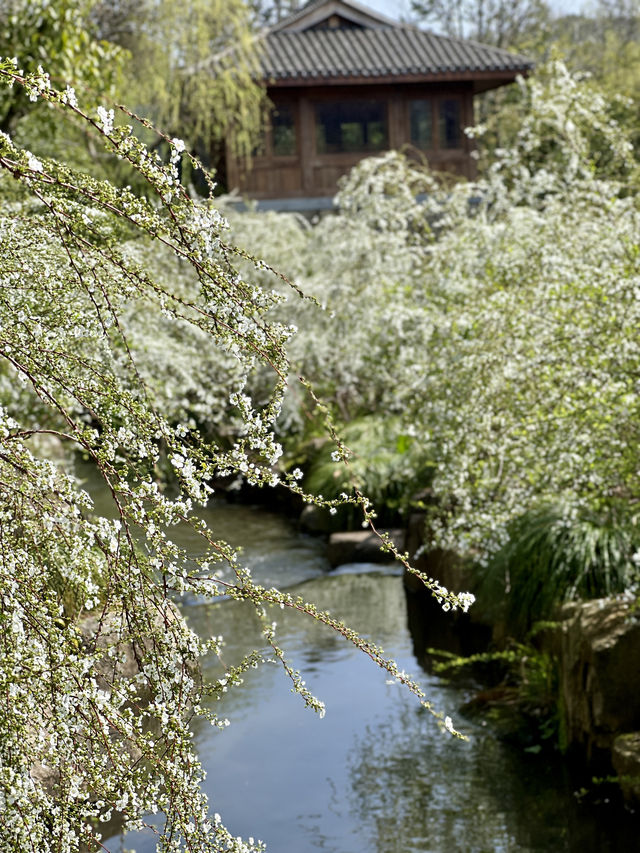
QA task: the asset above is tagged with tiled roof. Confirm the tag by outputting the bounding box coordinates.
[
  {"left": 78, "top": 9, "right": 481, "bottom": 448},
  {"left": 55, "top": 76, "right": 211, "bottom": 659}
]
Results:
[{"left": 260, "top": 26, "right": 532, "bottom": 82}]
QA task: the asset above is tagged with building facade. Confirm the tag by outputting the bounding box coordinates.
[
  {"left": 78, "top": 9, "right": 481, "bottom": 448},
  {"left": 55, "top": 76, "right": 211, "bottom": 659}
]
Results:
[{"left": 226, "top": 0, "right": 532, "bottom": 208}]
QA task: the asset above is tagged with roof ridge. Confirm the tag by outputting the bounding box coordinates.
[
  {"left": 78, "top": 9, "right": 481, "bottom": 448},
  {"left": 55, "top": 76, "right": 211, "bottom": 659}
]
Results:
[{"left": 270, "top": 0, "right": 400, "bottom": 33}]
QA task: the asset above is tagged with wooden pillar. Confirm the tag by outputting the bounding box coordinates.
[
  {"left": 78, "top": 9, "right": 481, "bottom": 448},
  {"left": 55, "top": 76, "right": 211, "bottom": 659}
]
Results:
[
  {"left": 388, "top": 92, "right": 405, "bottom": 151},
  {"left": 299, "top": 96, "right": 314, "bottom": 194},
  {"left": 225, "top": 137, "right": 241, "bottom": 193},
  {"left": 462, "top": 88, "right": 476, "bottom": 179}
]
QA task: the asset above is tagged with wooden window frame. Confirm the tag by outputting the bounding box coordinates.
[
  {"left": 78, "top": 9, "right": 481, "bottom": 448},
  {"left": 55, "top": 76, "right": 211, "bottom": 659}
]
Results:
[
  {"left": 407, "top": 94, "right": 464, "bottom": 153},
  {"left": 311, "top": 96, "right": 390, "bottom": 159},
  {"left": 253, "top": 102, "right": 300, "bottom": 162}
]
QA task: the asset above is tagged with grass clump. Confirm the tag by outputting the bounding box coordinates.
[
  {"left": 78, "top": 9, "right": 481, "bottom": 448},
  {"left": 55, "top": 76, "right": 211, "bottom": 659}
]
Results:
[{"left": 479, "top": 505, "right": 639, "bottom": 634}]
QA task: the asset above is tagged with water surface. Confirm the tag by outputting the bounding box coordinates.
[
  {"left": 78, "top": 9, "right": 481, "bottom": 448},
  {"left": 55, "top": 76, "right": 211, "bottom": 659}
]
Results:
[{"left": 97, "top": 499, "right": 635, "bottom": 852}]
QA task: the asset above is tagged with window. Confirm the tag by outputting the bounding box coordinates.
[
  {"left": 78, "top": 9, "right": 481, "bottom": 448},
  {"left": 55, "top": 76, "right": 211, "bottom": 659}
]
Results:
[
  {"left": 272, "top": 105, "right": 297, "bottom": 157},
  {"left": 409, "top": 97, "right": 462, "bottom": 151},
  {"left": 438, "top": 99, "right": 461, "bottom": 149},
  {"left": 252, "top": 105, "right": 297, "bottom": 158},
  {"left": 315, "top": 100, "right": 388, "bottom": 154},
  {"left": 409, "top": 99, "right": 433, "bottom": 149}
]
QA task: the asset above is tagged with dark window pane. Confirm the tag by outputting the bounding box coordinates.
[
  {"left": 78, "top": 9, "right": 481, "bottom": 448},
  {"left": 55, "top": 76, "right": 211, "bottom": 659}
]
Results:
[
  {"left": 315, "top": 100, "right": 388, "bottom": 154},
  {"left": 272, "top": 105, "right": 296, "bottom": 156},
  {"left": 409, "top": 99, "right": 433, "bottom": 149},
  {"left": 341, "top": 121, "right": 364, "bottom": 150},
  {"left": 439, "top": 99, "right": 461, "bottom": 149}
]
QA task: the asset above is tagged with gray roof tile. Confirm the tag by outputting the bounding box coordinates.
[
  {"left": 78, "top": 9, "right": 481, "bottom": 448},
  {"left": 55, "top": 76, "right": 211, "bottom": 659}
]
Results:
[{"left": 260, "top": 26, "right": 532, "bottom": 82}]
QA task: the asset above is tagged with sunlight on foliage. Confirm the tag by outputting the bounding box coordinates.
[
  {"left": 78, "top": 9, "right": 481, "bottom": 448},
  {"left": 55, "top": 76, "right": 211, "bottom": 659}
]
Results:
[
  {"left": 0, "top": 58, "right": 472, "bottom": 852},
  {"left": 223, "top": 63, "right": 640, "bottom": 578}
]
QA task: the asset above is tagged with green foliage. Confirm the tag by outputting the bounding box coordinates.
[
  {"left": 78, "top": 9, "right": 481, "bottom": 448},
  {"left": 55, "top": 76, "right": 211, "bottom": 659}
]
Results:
[
  {"left": 479, "top": 506, "right": 640, "bottom": 633},
  {"left": 0, "top": 0, "right": 123, "bottom": 132},
  {"left": 92, "top": 0, "right": 267, "bottom": 160},
  {"left": 1, "top": 0, "right": 267, "bottom": 187},
  {"left": 301, "top": 414, "right": 435, "bottom": 521},
  {"left": 429, "top": 640, "right": 560, "bottom": 746},
  {"left": 0, "top": 59, "right": 474, "bottom": 851},
  {"left": 548, "top": 3, "right": 640, "bottom": 96}
]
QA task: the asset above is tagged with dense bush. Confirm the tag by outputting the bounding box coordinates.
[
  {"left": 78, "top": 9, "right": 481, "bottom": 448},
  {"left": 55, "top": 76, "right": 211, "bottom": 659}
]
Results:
[
  {"left": 2, "top": 48, "right": 639, "bottom": 850},
  {"left": 224, "top": 61, "right": 640, "bottom": 606},
  {"left": 0, "top": 59, "right": 474, "bottom": 852}
]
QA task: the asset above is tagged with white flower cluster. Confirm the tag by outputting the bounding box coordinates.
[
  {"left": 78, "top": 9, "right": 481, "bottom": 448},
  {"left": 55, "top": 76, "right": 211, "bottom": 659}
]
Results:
[
  {"left": 26, "top": 151, "right": 43, "bottom": 172},
  {"left": 432, "top": 582, "right": 476, "bottom": 613},
  {"left": 23, "top": 64, "right": 51, "bottom": 102},
  {"left": 61, "top": 85, "right": 78, "bottom": 108},
  {"left": 96, "top": 105, "right": 114, "bottom": 135},
  {"left": 220, "top": 60, "right": 640, "bottom": 577}
]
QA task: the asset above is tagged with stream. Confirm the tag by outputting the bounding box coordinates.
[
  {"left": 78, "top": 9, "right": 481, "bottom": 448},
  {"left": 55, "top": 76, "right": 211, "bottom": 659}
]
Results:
[{"left": 96, "top": 497, "right": 636, "bottom": 852}]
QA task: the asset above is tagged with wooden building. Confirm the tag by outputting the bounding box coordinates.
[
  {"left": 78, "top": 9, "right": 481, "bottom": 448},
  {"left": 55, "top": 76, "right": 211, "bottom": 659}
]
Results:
[{"left": 226, "top": 0, "right": 532, "bottom": 209}]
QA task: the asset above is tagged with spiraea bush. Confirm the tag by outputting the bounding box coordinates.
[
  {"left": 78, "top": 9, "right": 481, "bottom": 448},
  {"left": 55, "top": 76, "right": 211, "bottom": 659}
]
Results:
[{"left": 0, "top": 58, "right": 474, "bottom": 852}]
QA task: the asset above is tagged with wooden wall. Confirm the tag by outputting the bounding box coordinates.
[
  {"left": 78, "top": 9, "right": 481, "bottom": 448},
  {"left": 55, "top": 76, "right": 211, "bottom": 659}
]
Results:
[{"left": 226, "top": 82, "right": 476, "bottom": 200}]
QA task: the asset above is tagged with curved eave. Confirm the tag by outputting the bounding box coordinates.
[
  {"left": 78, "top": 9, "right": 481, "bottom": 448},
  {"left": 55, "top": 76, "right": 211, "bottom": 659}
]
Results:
[{"left": 264, "top": 67, "right": 532, "bottom": 90}]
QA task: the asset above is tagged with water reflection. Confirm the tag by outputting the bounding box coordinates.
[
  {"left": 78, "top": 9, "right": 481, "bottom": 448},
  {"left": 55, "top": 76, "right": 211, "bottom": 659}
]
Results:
[
  {"left": 345, "top": 701, "right": 560, "bottom": 852},
  {"left": 90, "top": 498, "right": 635, "bottom": 853}
]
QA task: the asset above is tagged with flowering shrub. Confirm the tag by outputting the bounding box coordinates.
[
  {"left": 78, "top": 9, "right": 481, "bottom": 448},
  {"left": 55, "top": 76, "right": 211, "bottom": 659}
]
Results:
[
  {"left": 4, "top": 51, "right": 636, "bottom": 850},
  {"left": 223, "top": 62, "right": 640, "bottom": 585},
  {"left": 0, "top": 60, "right": 475, "bottom": 852}
]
